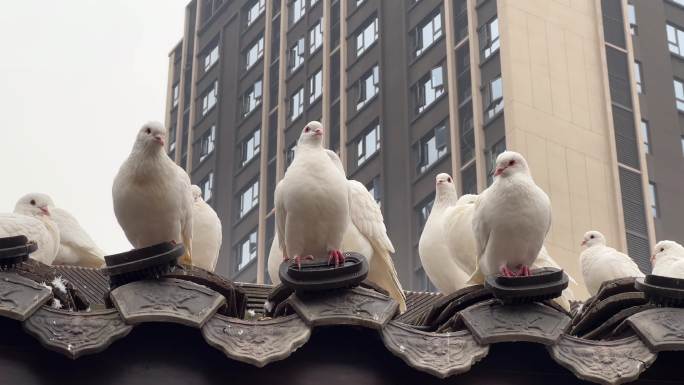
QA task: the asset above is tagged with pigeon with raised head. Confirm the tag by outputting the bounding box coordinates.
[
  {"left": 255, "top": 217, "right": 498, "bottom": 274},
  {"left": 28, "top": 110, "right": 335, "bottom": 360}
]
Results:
[
  {"left": 274, "top": 121, "right": 350, "bottom": 268},
  {"left": 269, "top": 148, "right": 406, "bottom": 311},
  {"left": 0, "top": 193, "right": 60, "bottom": 265},
  {"left": 190, "top": 185, "right": 222, "bottom": 272},
  {"left": 651, "top": 240, "right": 684, "bottom": 279},
  {"left": 419, "top": 174, "right": 474, "bottom": 293},
  {"left": 579, "top": 230, "right": 644, "bottom": 296},
  {"left": 112, "top": 121, "right": 194, "bottom": 264},
  {"left": 471, "top": 151, "right": 552, "bottom": 278}
]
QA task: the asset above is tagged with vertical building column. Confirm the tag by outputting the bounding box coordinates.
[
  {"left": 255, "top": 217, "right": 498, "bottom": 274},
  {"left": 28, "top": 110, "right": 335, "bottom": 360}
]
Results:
[
  {"left": 339, "top": 0, "right": 349, "bottom": 166},
  {"left": 174, "top": 7, "right": 192, "bottom": 164},
  {"left": 443, "top": 0, "right": 463, "bottom": 191},
  {"left": 466, "top": 0, "right": 486, "bottom": 191},
  {"left": 184, "top": 0, "right": 204, "bottom": 172},
  {"left": 164, "top": 54, "right": 175, "bottom": 144},
  {"left": 276, "top": 0, "right": 289, "bottom": 181},
  {"left": 322, "top": 0, "right": 331, "bottom": 145},
  {"left": 256, "top": 0, "right": 276, "bottom": 284}
]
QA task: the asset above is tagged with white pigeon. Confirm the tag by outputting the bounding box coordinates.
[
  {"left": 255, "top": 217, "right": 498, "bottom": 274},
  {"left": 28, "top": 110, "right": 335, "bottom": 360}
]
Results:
[
  {"left": 269, "top": 148, "right": 406, "bottom": 312},
  {"left": 274, "top": 121, "right": 350, "bottom": 268},
  {"left": 0, "top": 193, "right": 60, "bottom": 265},
  {"left": 112, "top": 121, "right": 194, "bottom": 264},
  {"left": 579, "top": 230, "right": 644, "bottom": 296},
  {"left": 472, "top": 151, "right": 552, "bottom": 278},
  {"left": 419, "top": 174, "right": 475, "bottom": 293},
  {"left": 651, "top": 240, "right": 684, "bottom": 279},
  {"left": 50, "top": 203, "right": 105, "bottom": 268},
  {"left": 190, "top": 185, "right": 222, "bottom": 272}
]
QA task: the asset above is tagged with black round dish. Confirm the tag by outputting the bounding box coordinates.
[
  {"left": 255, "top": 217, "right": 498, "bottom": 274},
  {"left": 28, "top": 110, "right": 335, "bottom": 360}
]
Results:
[
  {"left": 635, "top": 274, "right": 684, "bottom": 307},
  {"left": 104, "top": 242, "right": 184, "bottom": 289},
  {"left": 0, "top": 235, "right": 36, "bottom": 269},
  {"left": 279, "top": 252, "right": 369, "bottom": 292},
  {"left": 485, "top": 267, "right": 569, "bottom": 305}
]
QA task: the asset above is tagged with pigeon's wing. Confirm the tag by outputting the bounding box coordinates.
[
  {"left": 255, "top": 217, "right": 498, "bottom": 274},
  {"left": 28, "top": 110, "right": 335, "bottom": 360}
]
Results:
[
  {"left": 442, "top": 204, "right": 478, "bottom": 274},
  {"left": 267, "top": 233, "right": 282, "bottom": 284},
  {"left": 0, "top": 213, "right": 57, "bottom": 264},
  {"left": 174, "top": 163, "right": 194, "bottom": 264},
  {"left": 324, "top": 149, "right": 345, "bottom": 175},
  {"left": 347, "top": 180, "right": 405, "bottom": 311},
  {"left": 274, "top": 180, "right": 287, "bottom": 257},
  {"left": 52, "top": 208, "right": 105, "bottom": 261},
  {"left": 347, "top": 180, "right": 394, "bottom": 253},
  {"left": 612, "top": 251, "right": 645, "bottom": 278}
]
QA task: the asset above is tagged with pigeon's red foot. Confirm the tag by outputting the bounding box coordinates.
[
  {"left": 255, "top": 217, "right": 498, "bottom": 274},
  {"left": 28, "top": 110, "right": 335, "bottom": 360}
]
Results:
[
  {"left": 291, "top": 255, "right": 314, "bottom": 269},
  {"left": 328, "top": 250, "right": 345, "bottom": 267},
  {"left": 518, "top": 265, "right": 531, "bottom": 276},
  {"left": 499, "top": 265, "right": 516, "bottom": 277}
]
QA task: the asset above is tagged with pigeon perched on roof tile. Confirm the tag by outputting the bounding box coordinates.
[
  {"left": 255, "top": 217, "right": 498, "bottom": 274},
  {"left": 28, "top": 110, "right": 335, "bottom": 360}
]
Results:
[
  {"left": 51, "top": 206, "right": 105, "bottom": 268},
  {"left": 579, "top": 230, "right": 644, "bottom": 296},
  {"left": 112, "top": 121, "right": 193, "bottom": 264},
  {"left": 190, "top": 185, "right": 222, "bottom": 272},
  {"left": 274, "top": 121, "right": 349, "bottom": 268},
  {"left": 0, "top": 193, "right": 60, "bottom": 265},
  {"left": 651, "top": 240, "right": 684, "bottom": 279}
]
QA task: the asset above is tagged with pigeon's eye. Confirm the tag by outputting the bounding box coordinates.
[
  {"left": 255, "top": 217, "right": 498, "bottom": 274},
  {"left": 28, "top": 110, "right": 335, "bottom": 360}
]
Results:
[
  {"left": 145, "top": 128, "right": 151, "bottom": 134},
  {"left": 508, "top": 160, "right": 515, "bottom": 166},
  {"left": 304, "top": 126, "right": 310, "bottom": 132},
  {"left": 590, "top": 235, "right": 595, "bottom": 239},
  {"left": 447, "top": 177, "right": 452, "bottom": 183},
  {"left": 30, "top": 199, "right": 35, "bottom": 206},
  {"left": 661, "top": 248, "right": 665, "bottom": 252}
]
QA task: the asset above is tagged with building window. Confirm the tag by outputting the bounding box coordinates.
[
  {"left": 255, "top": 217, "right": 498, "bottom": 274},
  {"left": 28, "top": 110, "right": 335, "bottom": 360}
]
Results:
[
  {"left": 417, "top": 197, "right": 434, "bottom": 235},
  {"left": 199, "top": 126, "right": 216, "bottom": 162},
  {"left": 200, "top": 172, "right": 214, "bottom": 201},
  {"left": 674, "top": 79, "right": 684, "bottom": 111},
  {"left": 356, "top": 0, "right": 365, "bottom": 6},
  {"left": 242, "top": 128, "right": 261, "bottom": 166},
  {"left": 172, "top": 84, "right": 179, "bottom": 108},
  {"left": 311, "top": 0, "right": 320, "bottom": 6},
  {"left": 484, "top": 76, "right": 503, "bottom": 121},
  {"left": 416, "top": 66, "right": 445, "bottom": 114},
  {"left": 237, "top": 231, "right": 257, "bottom": 271},
  {"left": 414, "top": 11, "right": 442, "bottom": 57},
  {"left": 309, "top": 20, "right": 323, "bottom": 53},
  {"left": 309, "top": 69, "right": 323, "bottom": 104},
  {"left": 681, "top": 136, "right": 684, "bottom": 156},
  {"left": 356, "top": 17, "right": 379, "bottom": 57},
  {"left": 357, "top": 124, "right": 380, "bottom": 166},
  {"left": 356, "top": 65, "right": 380, "bottom": 110},
  {"left": 290, "top": 0, "right": 306, "bottom": 25},
  {"left": 290, "top": 87, "right": 304, "bottom": 121},
  {"left": 417, "top": 124, "right": 447, "bottom": 173},
  {"left": 245, "top": 0, "right": 265, "bottom": 27},
  {"left": 245, "top": 36, "right": 264, "bottom": 70},
  {"left": 240, "top": 180, "right": 259, "bottom": 218},
  {"left": 634, "top": 61, "right": 643, "bottom": 94},
  {"left": 480, "top": 17, "right": 500, "bottom": 60},
  {"left": 288, "top": 38, "right": 305, "bottom": 73},
  {"left": 627, "top": 4, "right": 636, "bottom": 35},
  {"left": 286, "top": 142, "right": 296, "bottom": 166},
  {"left": 486, "top": 138, "right": 506, "bottom": 186},
  {"left": 204, "top": 43, "right": 220, "bottom": 71},
  {"left": 242, "top": 79, "right": 263, "bottom": 117},
  {"left": 202, "top": 81, "right": 218, "bottom": 116},
  {"left": 640, "top": 120, "right": 650, "bottom": 154},
  {"left": 169, "top": 125, "right": 177, "bottom": 152},
  {"left": 667, "top": 24, "right": 684, "bottom": 56},
  {"left": 367, "top": 176, "right": 381, "bottom": 207},
  {"left": 649, "top": 182, "right": 658, "bottom": 218}
]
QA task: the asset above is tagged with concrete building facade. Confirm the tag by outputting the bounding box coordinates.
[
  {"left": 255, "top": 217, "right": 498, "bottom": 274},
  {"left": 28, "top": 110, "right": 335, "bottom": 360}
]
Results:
[{"left": 164, "top": 0, "right": 679, "bottom": 298}]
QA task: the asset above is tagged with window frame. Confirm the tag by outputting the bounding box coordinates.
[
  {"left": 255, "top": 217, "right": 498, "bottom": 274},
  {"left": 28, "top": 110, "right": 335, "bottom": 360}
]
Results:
[
  {"left": 236, "top": 230, "right": 258, "bottom": 271},
  {"left": 309, "top": 19, "right": 323, "bottom": 54},
  {"left": 201, "top": 81, "right": 219, "bottom": 116},
  {"left": 674, "top": 78, "right": 684, "bottom": 112},
  {"left": 356, "top": 17, "right": 379, "bottom": 57},
  {"left": 415, "top": 65, "right": 445, "bottom": 114},
  {"left": 356, "top": 65, "right": 380, "bottom": 111},
  {"left": 244, "top": 35, "right": 264, "bottom": 70},
  {"left": 242, "top": 79, "right": 263, "bottom": 117},
  {"left": 483, "top": 76, "right": 504, "bottom": 122},
  {"left": 414, "top": 11, "right": 443, "bottom": 58},
  {"left": 479, "top": 17, "right": 500, "bottom": 60},
  {"left": 239, "top": 179, "right": 260, "bottom": 218},
  {"left": 290, "top": 0, "right": 306, "bottom": 25},
  {"left": 290, "top": 87, "right": 304, "bottom": 121},
  {"left": 640, "top": 120, "right": 650, "bottom": 154},
  {"left": 241, "top": 128, "right": 261, "bottom": 166},
  {"left": 648, "top": 182, "right": 658, "bottom": 218},
  {"left": 199, "top": 125, "right": 216, "bottom": 163},
  {"left": 417, "top": 123, "right": 448, "bottom": 173},
  {"left": 288, "top": 38, "right": 305, "bottom": 73},
  {"left": 203, "top": 43, "right": 220, "bottom": 72},
  {"left": 200, "top": 172, "right": 214, "bottom": 202},
  {"left": 309, "top": 69, "right": 323, "bottom": 104},
  {"left": 634, "top": 61, "right": 643, "bottom": 94},
  {"left": 245, "top": 0, "right": 265, "bottom": 28}
]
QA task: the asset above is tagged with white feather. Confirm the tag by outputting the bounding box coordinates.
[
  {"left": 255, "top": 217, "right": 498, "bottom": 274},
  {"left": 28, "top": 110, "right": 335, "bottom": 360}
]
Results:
[
  {"left": 190, "top": 185, "right": 222, "bottom": 271},
  {"left": 0, "top": 212, "right": 59, "bottom": 265},
  {"left": 52, "top": 207, "right": 105, "bottom": 268},
  {"left": 579, "top": 231, "right": 644, "bottom": 296}
]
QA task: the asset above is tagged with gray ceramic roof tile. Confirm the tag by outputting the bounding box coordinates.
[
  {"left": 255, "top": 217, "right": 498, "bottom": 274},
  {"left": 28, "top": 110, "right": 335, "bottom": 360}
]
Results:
[
  {"left": 381, "top": 320, "right": 489, "bottom": 378},
  {"left": 52, "top": 266, "right": 109, "bottom": 306},
  {"left": 0, "top": 271, "right": 52, "bottom": 321},
  {"left": 627, "top": 307, "right": 684, "bottom": 351},
  {"left": 289, "top": 286, "right": 398, "bottom": 329},
  {"left": 110, "top": 278, "right": 225, "bottom": 328},
  {"left": 461, "top": 300, "right": 571, "bottom": 345},
  {"left": 202, "top": 314, "right": 311, "bottom": 367},
  {"left": 549, "top": 335, "right": 656, "bottom": 385}
]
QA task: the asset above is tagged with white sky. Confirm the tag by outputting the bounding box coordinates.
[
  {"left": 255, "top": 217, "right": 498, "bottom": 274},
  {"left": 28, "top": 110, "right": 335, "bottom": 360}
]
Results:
[{"left": 0, "top": 0, "right": 189, "bottom": 254}]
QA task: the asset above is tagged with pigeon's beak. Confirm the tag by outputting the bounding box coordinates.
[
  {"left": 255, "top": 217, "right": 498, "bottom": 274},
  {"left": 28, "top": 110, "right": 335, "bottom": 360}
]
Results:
[
  {"left": 313, "top": 128, "right": 323, "bottom": 137},
  {"left": 580, "top": 240, "right": 587, "bottom": 247},
  {"left": 493, "top": 167, "right": 505, "bottom": 176},
  {"left": 39, "top": 206, "right": 49, "bottom": 216},
  {"left": 154, "top": 135, "right": 165, "bottom": 146},
  {"left": 650, "top": 254, "right": 656, "bottom": 265}
]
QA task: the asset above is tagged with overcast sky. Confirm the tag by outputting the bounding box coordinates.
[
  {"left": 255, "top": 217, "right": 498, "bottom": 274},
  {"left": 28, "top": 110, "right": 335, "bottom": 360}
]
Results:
[{"left": 0, "top": 0, "right": 188, "bottom": 253}]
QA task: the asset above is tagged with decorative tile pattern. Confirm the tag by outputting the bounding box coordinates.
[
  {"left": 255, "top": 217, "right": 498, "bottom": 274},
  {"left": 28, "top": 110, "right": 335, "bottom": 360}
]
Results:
[
  {"left": 202, "top": 314, "right": 311, "bottom": 367},
  {"left": 461, "top": 300, "right": 571, "bottom": 345},
  {"left": 549, "top": 335, "right": 655, "bottom": 385},
  {"left": 0, "top": 271, "right": 52, "bottom": 321},
  {"left": 381, "top": 321, "right": 489, "bottom": 378},
  {"left": 627, "top": 307, "right": 684, "bottom": 351},
  {"left": 289, "top": 287, "right": 398, "bottom": 329},
  {"left": 110, "top": 278, "right": 225, "bottom": 328},
  {"left": 23, "top": 307, "right": 132, "bottom": 359}
]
